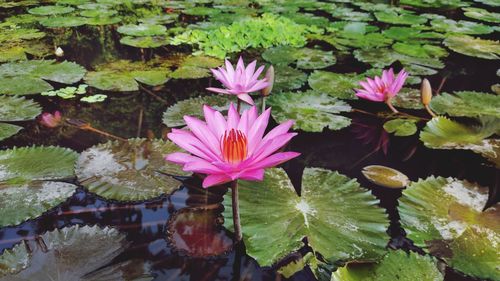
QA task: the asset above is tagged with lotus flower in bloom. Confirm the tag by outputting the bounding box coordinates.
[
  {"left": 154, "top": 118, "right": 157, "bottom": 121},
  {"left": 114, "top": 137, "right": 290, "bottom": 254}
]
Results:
[
  {"left": 165, "top": 104, "right": 300, "bottom": 188},
  {"left": 39, "top": 111, "right": 62, "bottom": 128},
  {"left": 355, "top": 68, "right": 408, "bottom": 102},
  {"left": 207, "top": 57, "right": 270, "bottom": 105}
]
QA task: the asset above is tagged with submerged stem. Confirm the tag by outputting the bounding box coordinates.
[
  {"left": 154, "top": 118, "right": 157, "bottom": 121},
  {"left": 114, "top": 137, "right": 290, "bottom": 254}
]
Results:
[{"left": 230, "top": 180, "right": 242, "bottom": 243}]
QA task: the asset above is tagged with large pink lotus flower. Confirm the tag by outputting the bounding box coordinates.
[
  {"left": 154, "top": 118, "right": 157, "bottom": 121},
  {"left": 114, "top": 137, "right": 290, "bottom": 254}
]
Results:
[
  {"left": 39, "top": 111, "right": 62, "bottom": 128},
  {"left": 355, "top": 68, "right": 408, "bottom": 102},
  {"left": 165, "top": 104, "right": 300, "bottom": 188},
  {"left": 206, "top": 57, "right": 270, "bottom": 105}
]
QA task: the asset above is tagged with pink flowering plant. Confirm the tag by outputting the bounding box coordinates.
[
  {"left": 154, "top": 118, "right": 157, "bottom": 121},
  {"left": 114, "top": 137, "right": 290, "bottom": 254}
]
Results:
[
  {"left": 166, "top": 56, "right": 298, "bottom": 242},
  {"left": 39, "top": 111, "right": 62, "bottom": 128},
  {"left": 355, "top": 68, "right": 408, "bottom": 113},
  {"left": 207, "top": 57, "right": 270, "bottom": 105}
]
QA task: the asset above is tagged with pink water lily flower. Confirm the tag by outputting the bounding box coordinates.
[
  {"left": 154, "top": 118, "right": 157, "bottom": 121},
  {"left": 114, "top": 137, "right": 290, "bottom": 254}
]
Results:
[
  {"left": 207, "top": 57, "right": 270, "bottom": 105},
  {"left": 165, "top": 104, "right": 300, "bottom": 188},
  {"left": 355, "top": 68, "right": 408, "bottom": 102},
  {"left": 39, "top": 111, "right": 62, "bottom": 128}
]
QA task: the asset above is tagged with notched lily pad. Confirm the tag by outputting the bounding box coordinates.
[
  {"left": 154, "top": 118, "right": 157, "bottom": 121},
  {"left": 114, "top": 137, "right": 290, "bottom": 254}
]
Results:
[
  {"left": 399, "top": 176, "right": 499, "bottom": 280},
  {"left": 362, "top": 165, "right": 410, "bottom": 189},
  {"left": 308, "top": 71, "right": 359, "bottom": 100},
  {"left": 0, "top": 123, "right": 23, "bottom": 142},
  {"left": 383, "top": 118, "right": 418, "bottom": 136},
  {"left": 76, "top": 139, "right": 188, "bottom": 201},
  {"left": 430, "top": 91, "right": 500, "bottom": 118},
  {"left": 0, "top": 96, "right": 41, "bottom": 121},
  {"left": 443, "top": 35, "right": 500, "bottom": 60},
  {"left": 267, "top": 90, "right": 352, "bottom": 132}
]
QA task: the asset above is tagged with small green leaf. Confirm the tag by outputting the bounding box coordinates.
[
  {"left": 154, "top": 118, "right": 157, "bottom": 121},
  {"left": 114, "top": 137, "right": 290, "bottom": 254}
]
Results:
[
  {"left": 383, "top": 118, "right": 418, "bottom": 136},
  {"left": 0, "top": 123, "right": 23, "bottom": 142},
  {"left": 308, "top": 71, "right": 359, "bottom": 99},
  {"left": 80, "top": 94, "right": 107, "bottom": 103}
]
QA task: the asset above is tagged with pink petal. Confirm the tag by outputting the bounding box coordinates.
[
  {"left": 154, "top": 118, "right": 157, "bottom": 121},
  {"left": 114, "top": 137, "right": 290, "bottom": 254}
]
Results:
[
  {"left": 236, "top": 56, "right": 245, "bottom": 73},
  {"left": 211, "top": 69, "right": 230, "bottom": 86},
  {"left": 225, "top": 59, "right": 235, "bottom": 82},
  {"left": 239, "top": 169, "right": 265, "bottom": 181},
  {"left": 251, "top": 132, "right": 297, "bottom": 163},
  {"left": 184, "top": 115, "right": 221, "bottom": 156},
  {"left": 356, "top": 92, "right": 385, "bottom": 102},
  {"left": 237, "top": 93, "right": 254, "bottom": 105},
  {"left": 204, "top": 105, "right": 227, "bottom": 139},
  {"left": 246, "top": 80, "right": 269, "bottom": 93},
  {"left": 206, "top": 87, "right": 231, "bottom": 95},
  {"left": 237, "top": 106, "right": 250, "bottom": 135},
  {"left": 165, "top": 152, "right": 200, "bottom": 164},
  {"left": 244, "top": 60, "right": 257, "bottom": 86},
  {"left": 203, "top": 174, "right": 232, "bottom": 188},
  {"left": 251, "top": 152, "right": 301, "bottom": 170},
  {"left": 183, "top": 160, "right": 223, "bottom": 174},
  {"left": 247, "top": 107, "right": 271, "bottom": 154},
  {"left": 227, "top": 102, "right": 240, "bottom": 129},
  {"left": 249, "top": 65, "right": 266, "bottom": 85},
  {"left": 262, "top": 120, "right": 294, "bottom": 142},
  {"left": 247, "top": 106, "right": 258, "bottom": 124},
  {"left": 168, "top": 129, "right": 219, "bottom": 161}
]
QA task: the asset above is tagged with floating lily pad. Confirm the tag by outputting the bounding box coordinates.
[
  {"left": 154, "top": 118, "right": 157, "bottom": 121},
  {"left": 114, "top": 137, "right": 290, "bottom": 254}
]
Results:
[
  {"left": 76, "top": 139, "right": 187, "bottom": 201},
  {"left": 295, "top": 48, "right": 336, "bottom": 70},
  {"left": 267, "top": 91, "right": 351, "bottom": 132},
  {"left": 170, "top": 55, "right": 223, "bottom": 79},
  {"left": 80, "top": 94, "right": 107, "bottom": 103},
  {"left": 374, "top": 10, "right": 427, "bottom": 25},
  {"left": 331, "top": 250, "right": 444, "bottom": 281},
  {"left": 383, "top": 118, "right": 418, "bottom": 136},
  {"left": 430, "top": 91, "right": 500, "bottom": 118},
  {"left": 0, "top": 181, "right": 77, "bottom": 227},
  {"left": 443, "top": 35, "right": 500, "bottom": 60},
  {"left": 473, "top": 0, "right": 500, "bottom": 6},
  {"left": 463, "top": 7, "right": 500, "bottom": 23},
  {"left": 382, "top": 26, "right": 443, "bottom": 41},
  {"left": 117, "top": 24, "right": 167, "bottom": 36},
  {"left": 0, "top": 123, "right": 23, "bottom": 142},
  {"left": 39, "top": 16, "right": 88, "bottom": 28},
  {"left": 0, "top": 96, "right": 41, "bottom": 121},
  {"left": 0, "top": 225, "right": 152, "bottom": 280},
  {"left": 0, "top": 60, "right": 86, "bottom": 95},
  {"left": 262, "top": 46, "right": 300, "bottom": 65},
  {"left": 362, "top": 165, "right": 410, "bottom": 189},
  {"left": 0, "top": 146, "right": 78, "bottom": 184},
  {"left": 273, "top": 65, "right": 308, "bottom": 93},
  {"left": 420, "top": 117, "right": 499, "bottom": 167},
  {"left": 120, "top": 36, "right": 170, "bottom": 48},
  {"left": 400, "top": 0, "right": 468, "bottom": 8},
  {"left": 223, "top": 168, "right": 389, "bottom": 267},
  {"left": 431, "top": 18, "right": 494, "bottom": 35},
  {"left": 399, "top": 176, "right": 499, "bottom": 280},
  {"left": 28, "top": 5, "right": 74, "bottom": 15},
  {"left": 85, "top": 60, "right": 170, "bottom": 91},
  {"left": 393, "top": 43, "right": 448, "bottom": 59},
  {"left": 392, "top": 88, "right": 424, "bottom": 110},
  {"left": 308, "top": 71, "right": 359, "bottom": 99},
  {"left": 162, "top": 95, "right": 234, "bottom": 127}
]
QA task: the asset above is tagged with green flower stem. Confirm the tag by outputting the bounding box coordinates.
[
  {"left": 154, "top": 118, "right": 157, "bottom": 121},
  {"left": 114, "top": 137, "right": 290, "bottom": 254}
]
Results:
[
  {"left": 262, "top": 96, "right": 266, "bottom": 113},
  {"left": 230, "top": 180, "right": 243, "bottom": 242},
  {"left": 385, "top": 99, "right": 399, "bottom": 114}
]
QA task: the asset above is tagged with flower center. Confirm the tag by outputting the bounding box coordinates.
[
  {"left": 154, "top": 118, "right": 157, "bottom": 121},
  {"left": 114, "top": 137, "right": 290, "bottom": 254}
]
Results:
[{"left": 221, "top": 129, "right": 248, "bottom": 164}]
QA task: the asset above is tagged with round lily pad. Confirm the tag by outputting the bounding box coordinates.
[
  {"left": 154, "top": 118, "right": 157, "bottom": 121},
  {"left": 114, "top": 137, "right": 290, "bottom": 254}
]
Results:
[
  {"left": 28, "top": 5, "right": 74, "bottom": 15},
  {"left": 399, "top": 176, "right": 499, "bottom": 280},
  {"left": 262, "top": 45, "right": 300, "bottom": 65},
  {"left": 223, "top": 168, "right": 390, "bottom": 267},
  {"left": 392, "top": 88, "right": 424, "bottom": 110},
  {"left": 431, "top": 18, "right": 494, "bottom": 35},
  {"left": 39, "top": 16, "right": 88, "bottom": 28},
  {"left": 308, "top": 71, "right": 359, "bottom": 99},
  {"left": 272, "top": 65, "right": 308, "bottom": 93},
  {"left": 267, "top": 90, "right": 351, "bottom": 132},
  {"left": 443, "top": 35, "right": 500, "bottom": 60},
  {"left": 117, "top": 24, "right": 167, "bottom": 36},
  {"left": 0, "top": 123, "right": 23, "bottom": 142},
  {"left": 331, "top": 250, "right": 444, "bottom": 281},
  {"left": 383, "top": 118, "right": 418, "bottom": 136},
  {"left": 295, "top": 48, "right": 336, "bottom": 70},
  {"left": 76, "top": 139, "right": 188, "bottom": 201},
  {"left": 463, "top": 7, "right": 500, "bottom": 23},
  {"left": 374, "top": 10, "right": 427, "bottom": 25},
  {"left": 362, "top": 165, "right": 410, "bottom": 189},
  {"left": 0, "top": 225, "right": 152, "bottom": 280},
  {"left": 430, "top": 91, "right": 500, "bottom": 118},
  {"left": 120, "top": 36, "right": 170, "bottom": 48},
  {"left": 0, "top": 96, "right": 41, "bottom": 121}
]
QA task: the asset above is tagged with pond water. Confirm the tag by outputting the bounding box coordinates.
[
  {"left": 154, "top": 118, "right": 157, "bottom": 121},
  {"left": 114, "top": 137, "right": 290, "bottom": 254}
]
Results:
[{"left": 0, "top": 0, "right": 499, "bottom": 281}]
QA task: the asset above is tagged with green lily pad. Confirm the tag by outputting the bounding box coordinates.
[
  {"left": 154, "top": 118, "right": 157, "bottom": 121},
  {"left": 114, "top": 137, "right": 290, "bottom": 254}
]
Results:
[
  {"left": 84, "top": 60, "right": 170, "bottom": 91},
  {"left": 463, "top": 7, "right": 500, "bottom": 23},
  {"left": 392, "top": 88, "right": 425, "bottom": 110},
  {"left": 39, "top": 16, "right": 88, "bottom": 28},
  {"left": 223, "top": 168, "right": 389, "bottom": 267},
  {"left": 262, "top": 46, "right": 301, "bottom": 65},
  {"left": 443, "top": 35, "right": 500, "bottom": 60},
  {"left": 331, "top": 250, "right": 444, "bottom": 281},
  {"left": 374, "top": 10, "right": 428, "bottom": 25},
  {"left": 399, "top": 176, "right": 499, "bottom": 280},
  {"left": 383, "top": 118, "right": 418, "bottom": 136},
  {"left": 308, "top": 71, "right": 359, "bottom": 99},
  {"left": 382, "top": 26, "right": 444, "bottom": 41},
  {"left": 295, "top": 48, "right": 336, "bottom": 70},
  {"left": 400, "top": 0, "right": 468, "bottom": 8},
  {"left": 76, "top": 139, "right": 187, "bottom": 201},
  {"left": 0, "top": 96, "right": 41, "bottom": 121},
  {"left": 0, "top": 181, "right": 77, "bottom": 227},
  {"left": 431, "top": 18, "right": 494, "bottom": 35},
  {"left": 80, "top": 94, "right": 107, "bottom": 103},
  {"left": 79, "top": 9, "right": 117, "bottom": 18},
  {"left": 273, "top": 65, "right": 308, "bottom": 93},
  {"left": 362, "top": 165, "right": 410, "bottom": 189},
  {"left": 473, "top": 0, "right": 500, "bottom": 6},
  {"left": 0, "top": 123, "right": 23, "bottom": 142},
  {"left": 0, "top": 60, "right": 86, "bottom": 95},
  {"left": 183, "top": 6, "right": 221, "bottom": 16},
  {"left": 393, "top": 43, "right": 448, "bottom": 59},
  {"left": 267, "top": 90, "right": 351, "bottom": 132},
  {"left": 430, "top": 91, "right": 500, "bottom": 118},
  {"left": 120, "top": 36, "right": 170, "bottom": 48},
  {"left": 28, "top": 5, "right": 74, "bottom": 15},
  {"left": 117, "top": 24, "right": 167, "bottom": 36},
  {"left": 162, "top": 95, "right": 233, "bottom": 127},
  {"left": 0, "top": 225, "right": 152, "bottom": 280},
  {"left": 86, "top": 16, "right": 121, "bottom": 26},
  {"left": 0, "top": 146, "right": 78, "bottom": 184}
]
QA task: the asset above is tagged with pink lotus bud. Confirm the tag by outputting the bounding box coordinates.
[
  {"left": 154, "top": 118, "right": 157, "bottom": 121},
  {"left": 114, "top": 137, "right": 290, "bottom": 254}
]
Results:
[
  {"left": 40, "top": 111, "right": 62, "bottom": 128},
  {"left": 261, "top": 65, "right": 274, "bottom": 96}
]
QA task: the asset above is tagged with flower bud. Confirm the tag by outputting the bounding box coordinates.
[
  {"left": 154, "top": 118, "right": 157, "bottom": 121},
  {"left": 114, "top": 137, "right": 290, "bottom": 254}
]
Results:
[
  {"left": 55, "top": 47, "right": 64, "bottom": 57},
  {"left": 261, "top": 65, "right": 274, "bottom": 97},
  {"left": 420, "top": 78, "right": 432, "bottom": 106},
  {"left": 40, "top": 111, "right": 62, "bottom": 128}
]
